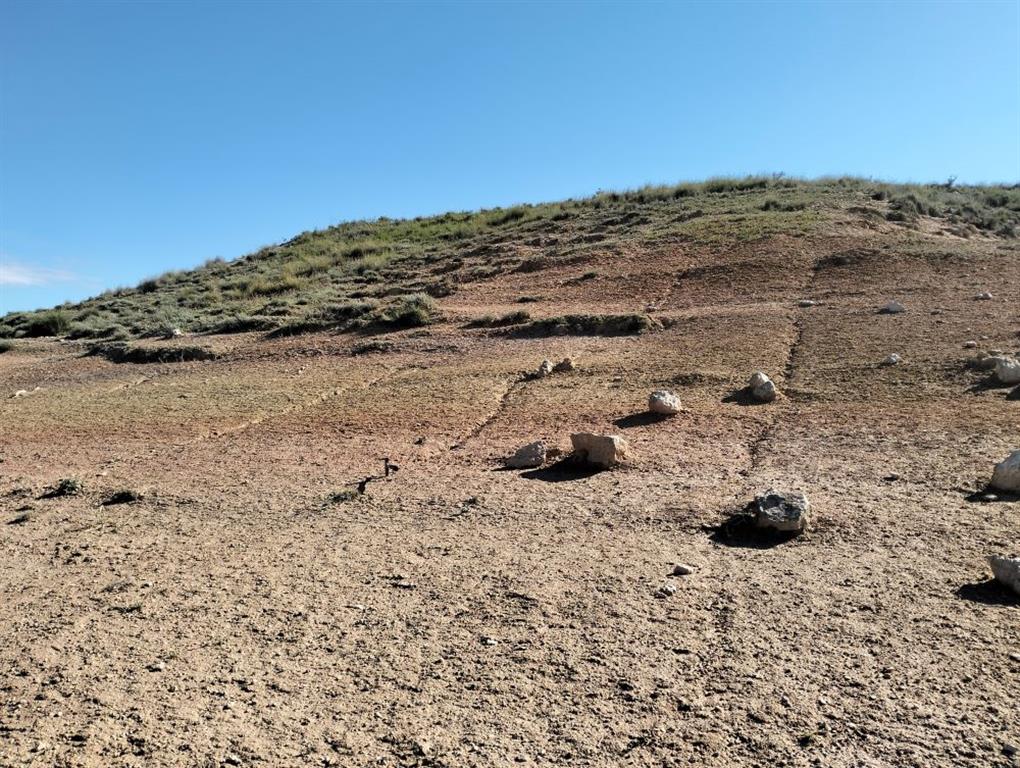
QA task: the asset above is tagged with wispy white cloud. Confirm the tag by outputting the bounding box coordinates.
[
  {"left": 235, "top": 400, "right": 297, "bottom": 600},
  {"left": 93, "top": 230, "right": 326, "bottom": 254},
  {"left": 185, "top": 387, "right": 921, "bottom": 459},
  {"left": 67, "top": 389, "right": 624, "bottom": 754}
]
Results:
[{"left": 0, "top": 259, "right": 77, "bottom": 286}]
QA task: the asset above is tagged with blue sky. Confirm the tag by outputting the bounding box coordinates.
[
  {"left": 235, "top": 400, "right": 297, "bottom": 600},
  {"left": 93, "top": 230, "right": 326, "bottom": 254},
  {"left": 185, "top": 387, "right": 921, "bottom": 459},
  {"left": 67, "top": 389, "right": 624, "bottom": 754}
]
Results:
[{"left": 1, "top": 1, "right": 1018, "bottom": 313}]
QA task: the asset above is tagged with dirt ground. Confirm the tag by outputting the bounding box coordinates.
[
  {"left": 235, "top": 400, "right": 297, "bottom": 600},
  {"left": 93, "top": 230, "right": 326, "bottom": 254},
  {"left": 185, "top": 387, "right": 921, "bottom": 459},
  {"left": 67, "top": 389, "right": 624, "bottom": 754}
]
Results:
[{"left": 1, "top": 220, "right": 1018, "bottom": 767}]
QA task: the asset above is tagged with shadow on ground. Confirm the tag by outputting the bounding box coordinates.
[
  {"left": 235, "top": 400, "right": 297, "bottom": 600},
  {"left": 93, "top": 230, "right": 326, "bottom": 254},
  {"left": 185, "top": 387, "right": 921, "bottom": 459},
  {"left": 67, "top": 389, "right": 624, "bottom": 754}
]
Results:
[
  {"left": 721, "top": 387, "right": 762, "bottom": 407},
  {"left": 706, "top": 504, "right": 803, "bottom": 549},
  {"left": 956, "top": 579, "right": 1019, "bottom": 606},
  {"left": 520, "top": 458, "right": 605, "bottom": 483},
  {"left": 963, "top": 486, "right": 1020, "bottom": 504},
  {"left": 613, "top": 411, "right": 673, "bottom": 429}
]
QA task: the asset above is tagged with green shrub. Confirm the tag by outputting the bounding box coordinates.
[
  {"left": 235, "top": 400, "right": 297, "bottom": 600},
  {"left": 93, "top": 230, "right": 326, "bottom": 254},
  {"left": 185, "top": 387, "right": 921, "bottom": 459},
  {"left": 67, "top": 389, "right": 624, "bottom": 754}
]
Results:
[
  {"left": 373, "top": 294, "right": 436, "bottom": 330},
  {"left": 0, "top": 340, "right": 13, "bottom": 354},
  {"left": 21, "top": 310, "right": 71, "bottom": 337}
]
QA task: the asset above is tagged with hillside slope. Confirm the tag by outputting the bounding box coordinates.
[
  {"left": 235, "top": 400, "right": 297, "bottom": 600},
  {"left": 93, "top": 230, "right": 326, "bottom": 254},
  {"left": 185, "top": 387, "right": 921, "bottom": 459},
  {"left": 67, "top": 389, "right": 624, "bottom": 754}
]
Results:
[
  {"left": 3, "top": 177, "right": 1018, "bottom": 341},
  {"left": 0, "top": 177, "right": 1019, "bottom": 767}
]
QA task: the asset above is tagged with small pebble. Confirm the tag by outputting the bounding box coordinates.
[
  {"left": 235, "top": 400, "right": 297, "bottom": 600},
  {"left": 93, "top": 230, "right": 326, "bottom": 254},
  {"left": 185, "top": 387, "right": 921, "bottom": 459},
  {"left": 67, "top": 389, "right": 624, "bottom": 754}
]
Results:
[
  {"left": 671, "top": 563, "right": 695, "bottom": 576},
  {"left": 656, "top": 583, "right": 677, "bottom": 598},
  {"left": 963, "top": 341, "right": 977, "bottom": 349}
]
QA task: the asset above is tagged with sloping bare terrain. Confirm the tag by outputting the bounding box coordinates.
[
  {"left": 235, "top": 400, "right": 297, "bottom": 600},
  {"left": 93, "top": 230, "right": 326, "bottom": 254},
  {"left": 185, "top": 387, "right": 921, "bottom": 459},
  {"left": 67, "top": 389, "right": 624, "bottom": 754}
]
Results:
[{"left": 1, "top": 184, "right": 1019, "bottom": 767}]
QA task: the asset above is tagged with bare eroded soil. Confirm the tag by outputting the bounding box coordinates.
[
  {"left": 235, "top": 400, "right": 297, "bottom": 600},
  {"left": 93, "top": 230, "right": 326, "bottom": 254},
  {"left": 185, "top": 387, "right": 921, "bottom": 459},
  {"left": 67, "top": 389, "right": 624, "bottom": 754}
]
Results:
[{"left": 1, "top": 216, "right": 1019, "bottom": 767}]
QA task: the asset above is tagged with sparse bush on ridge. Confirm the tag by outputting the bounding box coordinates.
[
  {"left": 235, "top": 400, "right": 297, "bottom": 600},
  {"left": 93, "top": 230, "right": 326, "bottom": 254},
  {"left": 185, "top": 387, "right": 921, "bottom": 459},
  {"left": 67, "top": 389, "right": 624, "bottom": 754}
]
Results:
[
  {"left": 5, "top": 178, "right": 1018, "bottom": 340},
  {"left": 20, "top": 310, "right": 71, "bottom": 337}
]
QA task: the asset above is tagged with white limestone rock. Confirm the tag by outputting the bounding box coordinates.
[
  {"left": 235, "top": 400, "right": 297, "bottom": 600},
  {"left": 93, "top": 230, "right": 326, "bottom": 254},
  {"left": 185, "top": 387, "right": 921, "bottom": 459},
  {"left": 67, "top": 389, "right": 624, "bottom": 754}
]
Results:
[
  {"left": 754, "top": 489, "right": 810, "bottom": 533},
  {"left": 748, "top": 371, "right": 778, "bottom": 403},
  {"left": 975, "top": 291, "right": 993, "bottom": 301},
  {"left": 536, "top": 360, "right": 553, "bottom": 378},
  {"left": 881, "top": 353, "right": 902, "bottom": 366},
  {"left": 570, "top": 433, "right": 629, "bottom": 469},
  {"left": 505, "top": 440, "right": 547, "bottom": 469},
  {"left": 993, "top": 357, "right": 1020, "bottom": 385},
  {"left": 988, "top": 555, "right": 1020, "bottom": 595},
  {"left": 990, "top": 450, "right": 1020, "bottom": 493},
  {"left": 648, "top": 390, "right": 681, "bottom": 415},
  {"left": 880, "top": 300, "right": 906, "bottom": 314}
]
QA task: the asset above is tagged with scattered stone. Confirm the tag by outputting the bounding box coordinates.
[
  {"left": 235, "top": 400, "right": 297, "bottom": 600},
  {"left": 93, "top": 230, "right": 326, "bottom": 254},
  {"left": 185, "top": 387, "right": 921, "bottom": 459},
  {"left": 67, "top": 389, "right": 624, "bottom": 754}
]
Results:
[
  {"left": 798, "top": 299, "right": 817, "bottom": 308},
  {"left": 990, "top": 450, "right": 1020, "bottom": 493},
  {"left": 570, "top": 432, "right": 629, "bottom": 469},
  {"left": 671, "top": 563, "right": 694, "bottom": 576},
  {"left": 748, "top": 372, "right": 778, "bottom": 403},
  {"left": 8, "top": 512, "right": 31, "bottom": 525},
  {"left": 535, "top": 359, "right": 553, "bottom": 378},
  {"left": 994, "top": 357, "right": 1020, "bottom": 385},
  {"left": 963, "top": 340, "right": 977, "bottom": 349},
  {"left": 1004, "top": 743, "right": 1018, "bottom": 758},
  {"left": 880, "top": 353, "right": 902, "bottom": 366},
  {"left": 879, "top": 300, "right": 906, "bottom": 314},
  {"left": 655, "top": 583, "right": 677, "bottom": 598},
  {"left": 988, "top": 555, "right": 1020, "bottom": 596},
  {"left": 754, "top": 489, "right": 809, "bottom": 533},
  {"left": 147, "top": 661, "right": 166, "bottom": 672},
  {"left": 479, "top": 636, "right": 499, "bottom": 646},
  {"left": 552, "top": 358, "right": 575, "bottom": 373},
  {"left": 648, "top": 390, "right": 681, "bottom": 415},
  {"left": 975, "top": 291, "right": 993, "bottom": 301},
  {"left": 505, "top": 440, "right": 546, "bottom": 469}
]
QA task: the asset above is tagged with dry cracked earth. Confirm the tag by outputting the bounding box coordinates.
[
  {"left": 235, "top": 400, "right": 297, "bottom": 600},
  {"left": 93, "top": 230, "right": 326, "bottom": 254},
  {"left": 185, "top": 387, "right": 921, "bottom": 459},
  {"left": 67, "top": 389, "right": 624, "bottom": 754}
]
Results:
[{"left": 1, "top": 215, "right": 1019, "bottom": 767}]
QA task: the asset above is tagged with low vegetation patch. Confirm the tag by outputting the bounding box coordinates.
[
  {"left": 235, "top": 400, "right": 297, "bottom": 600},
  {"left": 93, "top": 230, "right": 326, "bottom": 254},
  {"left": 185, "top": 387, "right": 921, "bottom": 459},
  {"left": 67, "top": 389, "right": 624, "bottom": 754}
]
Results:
[
  {"left": 41, "top": 477, "right": 83, "bottom": 498},
  {"left": 465, "top": 310, "right": 531, "bottom": 329},
  {"left": 513, "top": 313, "right": 655, "bottom": 337},
  {"left": 0, "top": 340, "right": 13, "bottom": 354},
  {"left": 87, "top": 342, "right": 217, "bottom": 364}
]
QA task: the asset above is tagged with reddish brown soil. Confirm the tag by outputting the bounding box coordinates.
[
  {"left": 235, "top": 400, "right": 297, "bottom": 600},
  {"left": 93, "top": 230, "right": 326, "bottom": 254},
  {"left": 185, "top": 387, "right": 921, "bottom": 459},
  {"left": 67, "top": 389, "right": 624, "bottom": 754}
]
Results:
[{"left": 1, "top": 221, "right": 1018, "bottom": 767}]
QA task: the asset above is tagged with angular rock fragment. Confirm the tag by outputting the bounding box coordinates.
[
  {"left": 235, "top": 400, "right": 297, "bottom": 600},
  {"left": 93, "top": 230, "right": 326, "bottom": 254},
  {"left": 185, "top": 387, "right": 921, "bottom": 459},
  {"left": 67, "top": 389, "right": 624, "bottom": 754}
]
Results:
[
  {"left": 570, "top": 433, "right": 628, "bottom": 469},
  {"left": 552, "top": 358, "right": 575, "bottom": 373},
  {"left": 994, "top": 357, "right": 1020, "bottom": 385},
  {"left": 748, "top": 371, "right": 777, "bottom": 403},
  {"left": 648, "top": 390, "right": 680, "bottom": 415},
  {"left": 535, "top": 360, "right": 553, "bottom": 378},
  {"left": 988, "top": 555, "right": 1020, "bottom": 595},
  {"left": 754, "top": 489, "right": 809, "bottom": 533},
  {"left": 879, "top": 300, "right": 906, "bottom": 314},
  {"left": 990, "top": 450, "right": 1020, "bottom": 493},
  {"left": 881, "top": 353, "right": 902, "bottom": 366},
  {"left": 505, "top": 440, "right": 546, "bottom": 469}
]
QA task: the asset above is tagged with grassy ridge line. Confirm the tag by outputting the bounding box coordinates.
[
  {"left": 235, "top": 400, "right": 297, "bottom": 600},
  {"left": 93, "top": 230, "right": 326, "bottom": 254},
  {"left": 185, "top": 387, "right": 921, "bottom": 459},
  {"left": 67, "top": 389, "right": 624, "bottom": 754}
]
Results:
[{"left": 2, "top": 176, "right": 1018, "bottom": 341}]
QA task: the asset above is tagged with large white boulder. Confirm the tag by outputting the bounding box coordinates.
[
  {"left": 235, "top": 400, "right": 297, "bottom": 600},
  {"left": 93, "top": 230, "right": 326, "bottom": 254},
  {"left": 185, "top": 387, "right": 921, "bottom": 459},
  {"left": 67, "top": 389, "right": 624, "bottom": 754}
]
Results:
[
  {"left": 570, "top": 433, "right": 629, "bottom": 469},
  {"left": 990, "top": 450, "right": 1020, "bottom": 493},
  {"left": 505, "top": 440, "right": 547, "bottom": 469},
  {"left": 994, "top": 357, "right": 1020, "bottom": 385},
  {"left": 988, "top": 555, "right": 1020, "bottom": 595},
  {"left": 648, "top": 390, "right": 680, "bottom": 415},
  {"left": 754, "top": 489, "right": 809, "bottom": 533},
  {"left": 748, "top": 371, "right": 778, "bottom": 403}
]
